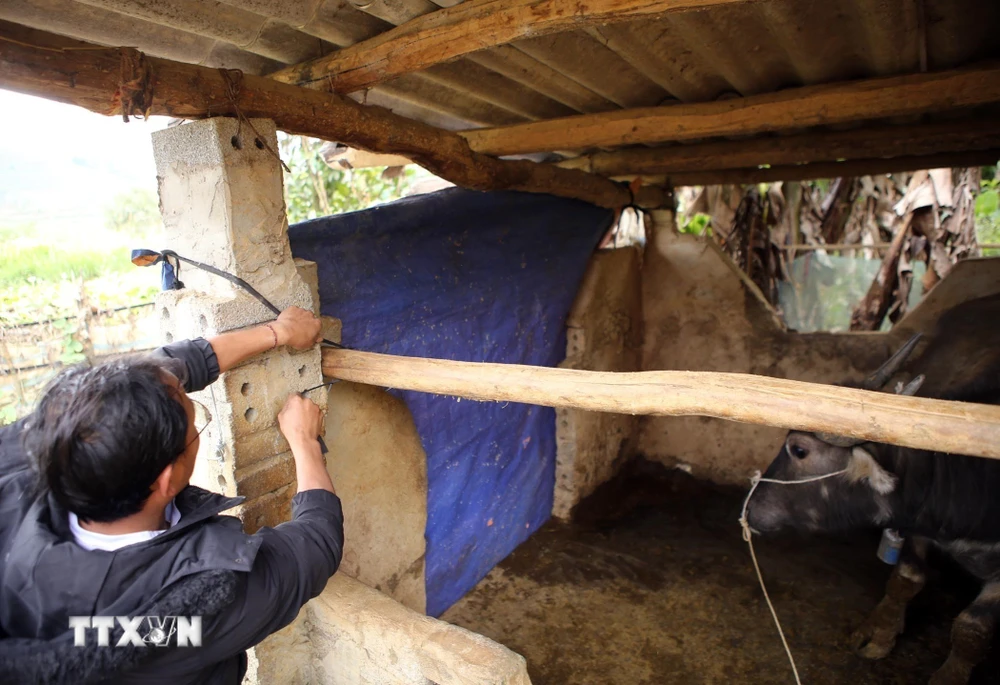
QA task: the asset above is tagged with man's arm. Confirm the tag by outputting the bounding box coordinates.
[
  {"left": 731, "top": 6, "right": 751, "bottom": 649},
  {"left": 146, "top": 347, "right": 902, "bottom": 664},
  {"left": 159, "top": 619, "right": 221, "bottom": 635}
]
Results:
[
  {"left": 152, "top": 395, "right": 342, "bottom": 672},
  {"left": 209, "top": 307, "right": 322, "bottom": 374},
  {"left": 151, "top": 306, "right": 322, "bottom": 393},
  {"left": 145, "top": 488, "right": 344, "bottom": 679}
]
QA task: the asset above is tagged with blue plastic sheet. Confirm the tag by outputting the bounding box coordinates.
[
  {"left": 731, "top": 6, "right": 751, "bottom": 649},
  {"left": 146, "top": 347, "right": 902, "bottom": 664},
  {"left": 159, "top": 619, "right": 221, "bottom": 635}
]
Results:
[{"left": 288, "top": 188, "right": 612, "bottom": 615}]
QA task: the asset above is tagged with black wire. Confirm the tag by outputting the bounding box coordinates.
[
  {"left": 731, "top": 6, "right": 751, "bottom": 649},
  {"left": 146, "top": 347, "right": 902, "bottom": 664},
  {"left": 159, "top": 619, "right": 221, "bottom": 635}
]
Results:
[
  {"left": 302, "top": 380, "right": 342, "bottom": 393},
  {"left": 164, "top": 251, "right": 280, "bottom": 316},
  {"left": 162, "top": 250, "right": 350, "bottom": 350},
  {"left": 617, "top": 180, "right": 645, "bottom": 215}
]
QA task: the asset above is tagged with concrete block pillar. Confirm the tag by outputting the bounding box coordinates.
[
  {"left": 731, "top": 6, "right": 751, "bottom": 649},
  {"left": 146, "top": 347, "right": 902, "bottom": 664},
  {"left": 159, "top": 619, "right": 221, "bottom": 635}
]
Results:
[
  {"left": 151, "top": 117, "right": 326, "bottom": 533},
  {"left": 150, "top": 118, "right": 532, "bottom": 684}
]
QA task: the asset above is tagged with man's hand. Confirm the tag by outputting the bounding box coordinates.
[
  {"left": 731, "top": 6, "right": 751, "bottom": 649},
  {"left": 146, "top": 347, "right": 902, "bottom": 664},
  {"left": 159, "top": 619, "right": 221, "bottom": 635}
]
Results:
[
  {"left": 278, "top": 394, "right": 323, "bottom": 449},
  {"left": 278, "top": 394, "right": 335, "bottom": 494},
  {"left": 273, "top": 307, "right": 322, "bottom": 351}
]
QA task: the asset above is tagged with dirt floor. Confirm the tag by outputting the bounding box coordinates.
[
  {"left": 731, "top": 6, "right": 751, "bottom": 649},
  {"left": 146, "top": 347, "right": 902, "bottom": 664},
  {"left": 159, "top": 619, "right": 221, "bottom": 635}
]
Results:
[{"left": 441, "top": 460, "right": 1000, "bottom": 685}]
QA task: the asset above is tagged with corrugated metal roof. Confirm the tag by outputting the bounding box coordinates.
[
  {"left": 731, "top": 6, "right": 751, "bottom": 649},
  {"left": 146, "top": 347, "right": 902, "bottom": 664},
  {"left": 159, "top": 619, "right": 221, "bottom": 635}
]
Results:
[{"left": 3, "top": 0, "right": 999, "bottom": 147}]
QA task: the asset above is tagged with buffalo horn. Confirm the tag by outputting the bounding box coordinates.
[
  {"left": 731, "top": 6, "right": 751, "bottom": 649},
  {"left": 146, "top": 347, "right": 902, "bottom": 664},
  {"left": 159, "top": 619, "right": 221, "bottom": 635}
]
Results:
[
  {"left": 815, "top": 374, "right": 926, "bottom": 447},
  {"left": 862, "top": 333, "right": 922, "bottom": 390},
  {"left": 895, "top": 374, "right": 926, "bottom": 396}
]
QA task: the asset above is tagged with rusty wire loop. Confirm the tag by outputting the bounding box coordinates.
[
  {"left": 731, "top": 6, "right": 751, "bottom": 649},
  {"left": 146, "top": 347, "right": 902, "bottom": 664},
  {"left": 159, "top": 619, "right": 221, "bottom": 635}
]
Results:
[
  {"left": 218, "top": 68, "right": 290, "bottom": 172},
  {"left": 117, "top": 47, "right": 153, "bottom": 123},
  {"left": 0, "top": 38, "right": 149, "bottom": 122}
]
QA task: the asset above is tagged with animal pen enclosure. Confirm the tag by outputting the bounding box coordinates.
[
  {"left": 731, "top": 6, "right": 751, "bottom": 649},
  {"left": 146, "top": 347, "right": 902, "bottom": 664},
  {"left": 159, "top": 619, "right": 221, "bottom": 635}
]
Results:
[{"left": 2, "top": 0, "right": 1000, "bottom": 683}]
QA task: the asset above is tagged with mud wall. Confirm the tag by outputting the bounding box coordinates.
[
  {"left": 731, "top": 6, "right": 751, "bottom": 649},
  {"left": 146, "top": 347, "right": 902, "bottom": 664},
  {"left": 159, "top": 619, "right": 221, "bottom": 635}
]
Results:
[
  {"left": 324, "top": 381, "right": 429, "bottom": 613},
  {"left": 638, "top": 209, "right": 901, "bottom": 485},
  {"left": 254, "top": 574, "right": 530, "bottom": 684},
  {"left": 554, "top": 247, "right": 644, "bottom": 519}
]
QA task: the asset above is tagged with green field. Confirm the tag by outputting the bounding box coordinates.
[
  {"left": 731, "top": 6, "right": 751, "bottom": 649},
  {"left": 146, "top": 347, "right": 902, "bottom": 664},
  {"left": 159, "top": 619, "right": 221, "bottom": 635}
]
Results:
[{"left": 0, "top": 220, "right": 160, "bottom": 326}]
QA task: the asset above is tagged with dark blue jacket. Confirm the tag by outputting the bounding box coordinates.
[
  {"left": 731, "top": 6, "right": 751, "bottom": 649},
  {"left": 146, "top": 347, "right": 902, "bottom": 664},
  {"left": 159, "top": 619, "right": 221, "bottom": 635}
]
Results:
[{"left": 0, "top": 340, "right": 344, "bottom": 684}]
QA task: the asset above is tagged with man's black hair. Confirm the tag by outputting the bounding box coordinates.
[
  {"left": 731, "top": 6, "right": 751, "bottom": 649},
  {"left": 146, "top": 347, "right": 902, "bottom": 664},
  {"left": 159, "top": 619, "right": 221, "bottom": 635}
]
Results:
[{"left": 23, "top": 357, "right": 189, "bottom": 522}]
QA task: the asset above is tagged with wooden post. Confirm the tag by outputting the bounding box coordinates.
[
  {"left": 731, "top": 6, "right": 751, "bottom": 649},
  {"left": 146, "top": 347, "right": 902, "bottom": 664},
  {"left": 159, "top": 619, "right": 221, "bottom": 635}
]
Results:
[
  {"left": 78, "top": 281, "right": 96, "bottom": 365},
  {"left": 321, "top": 348, "right": 1000, "bottom": 460}
]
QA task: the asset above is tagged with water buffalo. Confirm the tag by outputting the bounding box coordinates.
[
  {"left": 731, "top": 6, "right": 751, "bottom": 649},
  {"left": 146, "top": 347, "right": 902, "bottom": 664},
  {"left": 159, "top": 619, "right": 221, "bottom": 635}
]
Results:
[{"left": 745, "top": 293, "right": 1000, "bottom": 685}]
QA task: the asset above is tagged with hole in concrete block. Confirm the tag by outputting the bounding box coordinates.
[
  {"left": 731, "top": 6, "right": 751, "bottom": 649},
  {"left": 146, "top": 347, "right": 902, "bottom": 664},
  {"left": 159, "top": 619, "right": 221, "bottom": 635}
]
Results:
[
  {"left": 199, "top": 314, "right": 208, "bottom": 329},
  {"left": 231, "top": 135, "right": 242, "bottom": 150},
  {"left": 218, "top": 474, "right": 227, "bottom": 489},
  {"left": 298, "top": 365, "right": 307, "bottom": 377},
  {"left": 254, "top": 138, "right": 264, "bottom": 150},
  {"left": 240, "top": 382, "right": 251, "bottom": 396},
  {"left": 161, "top": 308, "right": 170, "bottom": 321},
  {"left": 165, "top": 332, "right": 174, "bottom": 343},
  {"left": 244, "top": 407, "right": 257, "bottom": 423}
]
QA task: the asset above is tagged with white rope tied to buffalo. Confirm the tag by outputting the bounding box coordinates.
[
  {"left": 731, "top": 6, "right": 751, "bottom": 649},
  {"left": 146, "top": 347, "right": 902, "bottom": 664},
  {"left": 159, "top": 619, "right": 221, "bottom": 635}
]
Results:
[{"left": 738, "top": 469, "right": 848, "bottom": 685}]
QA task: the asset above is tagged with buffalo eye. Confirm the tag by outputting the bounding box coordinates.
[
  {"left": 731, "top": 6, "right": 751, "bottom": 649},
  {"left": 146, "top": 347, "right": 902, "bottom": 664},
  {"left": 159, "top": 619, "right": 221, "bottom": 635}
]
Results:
[{"left": 790, "top": 444, "right": 808, "bottom": 459}]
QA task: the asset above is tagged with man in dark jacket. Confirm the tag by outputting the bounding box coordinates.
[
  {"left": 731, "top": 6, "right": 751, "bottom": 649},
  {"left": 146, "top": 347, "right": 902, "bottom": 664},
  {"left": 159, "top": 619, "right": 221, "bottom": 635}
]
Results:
[{"left": 0, "top": 306, "right": 345, "bottom": 684}]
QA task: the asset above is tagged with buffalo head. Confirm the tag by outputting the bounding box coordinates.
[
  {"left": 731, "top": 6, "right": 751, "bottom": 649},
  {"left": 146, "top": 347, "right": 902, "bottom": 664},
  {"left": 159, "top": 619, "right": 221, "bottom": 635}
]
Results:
[{"left": 745, "top": 335, "right": 923, "bottom": 535}]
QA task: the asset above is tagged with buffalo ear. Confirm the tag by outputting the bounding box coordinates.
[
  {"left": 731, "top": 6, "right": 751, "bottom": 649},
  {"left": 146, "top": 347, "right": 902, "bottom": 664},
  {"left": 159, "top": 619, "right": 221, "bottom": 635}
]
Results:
[{"left": 847, "top": 447, "right": 897, "bottom": 494}]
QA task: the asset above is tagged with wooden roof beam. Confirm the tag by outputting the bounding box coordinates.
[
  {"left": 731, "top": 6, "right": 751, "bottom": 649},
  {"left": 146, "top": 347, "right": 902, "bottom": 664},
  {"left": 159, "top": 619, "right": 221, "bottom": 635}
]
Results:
[
  {"left": 556, "top": 118, "right": 1000, "bottom": 176},
  {"left": 460, "top": 63, "right": 1000, "bottom": 156},
  {"left": 0, "top": 21, "right": 664, "bottom": 210},
  {"left": 630, "top": 149, "right": 1000, "bottom": 187},
  {"left": 268, "top": 0, "right": 751, "bottom": 92}
]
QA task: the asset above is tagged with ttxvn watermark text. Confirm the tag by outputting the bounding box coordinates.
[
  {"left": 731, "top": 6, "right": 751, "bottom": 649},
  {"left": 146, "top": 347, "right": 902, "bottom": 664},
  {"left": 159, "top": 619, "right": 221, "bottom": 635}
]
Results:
[{"left": 69, "top": 616, "right": 202, "bottom": 647}]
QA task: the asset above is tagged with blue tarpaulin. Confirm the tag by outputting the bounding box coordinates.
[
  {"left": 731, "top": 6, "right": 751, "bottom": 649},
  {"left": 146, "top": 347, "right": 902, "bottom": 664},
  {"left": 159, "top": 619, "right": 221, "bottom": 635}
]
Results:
[{"left": 288, "top": 188, "right": 613, "bottom": 615}]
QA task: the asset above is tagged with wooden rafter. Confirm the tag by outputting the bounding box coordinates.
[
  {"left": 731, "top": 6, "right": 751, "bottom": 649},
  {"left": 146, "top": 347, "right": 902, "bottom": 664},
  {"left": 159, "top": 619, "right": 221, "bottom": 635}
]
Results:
[
  {"left": 321, "top": 348, "right": 1000, "bottom": 460},
  {"left": 0, "top": 22, "right": 664, "bottom": 210},
  {"left": 460, "top": 63, "right": 1000, "bottom": 156},
  {"left": 269, "top": 0, "right": 750, "bottom": 92},
  {"left": 628, "top": 149, "right": 1000, "bottom": 187},
  {"left": 557, "top": 118, "right": 1000, "bottom": 177}
]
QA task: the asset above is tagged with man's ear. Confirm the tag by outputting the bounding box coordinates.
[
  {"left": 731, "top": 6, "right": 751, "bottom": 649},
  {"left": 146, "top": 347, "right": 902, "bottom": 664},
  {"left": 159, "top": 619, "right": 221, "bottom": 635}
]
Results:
[
  {"left": 847, "top": 446, "right": 897, "bottom": 494},
  {"left": 154, "top": 462, "right": 177, "bottom": 499}
]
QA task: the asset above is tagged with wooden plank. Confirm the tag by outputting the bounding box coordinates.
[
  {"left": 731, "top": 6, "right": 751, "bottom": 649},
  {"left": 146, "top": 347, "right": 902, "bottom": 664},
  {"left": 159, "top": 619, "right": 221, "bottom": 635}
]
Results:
[
  {"left": 327, "top": 0, "right": 612, "bottom": 116},
  {"left": 460, "top": 63, "right": 1000, "bottom": 156},
  {"left": 321, "top": 348, "right": 1000, "bottom": 460},
  {"left": 269, "top": 0, "right": 751, "bottom": 91},
  {"left": 556, "top": 118, "right": 1000, "bottom": 176},
  {"left": 652, "top": 149, "right": 1000, "bottom": 187},
  {"left": 322, "top": 145, "right": 414, "bottom": 170},
  {"left": 0, "top": 21, "right": 665, "bottom": 210}
]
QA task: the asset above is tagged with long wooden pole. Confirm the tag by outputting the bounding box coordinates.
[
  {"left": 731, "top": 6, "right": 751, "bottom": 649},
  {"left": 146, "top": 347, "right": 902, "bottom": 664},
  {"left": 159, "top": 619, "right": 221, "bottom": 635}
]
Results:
[
  {"left": 460, "top": 63, "right": 1000, "bottom": 156},
  {"left": 556, "top": 118, "right": 1000, "bottom": 177},
  {"left": 0, "top": 21, "right": 663, "bottom": 211},
  {"left": 620, "top": 149, "right": 1000, "bottom": 187},
  {"left": 321, "top": 348, "right": 1000, "bottom": 460},
  {"left": 270, "top": 0, "right": 750, "bottom": 92}
]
